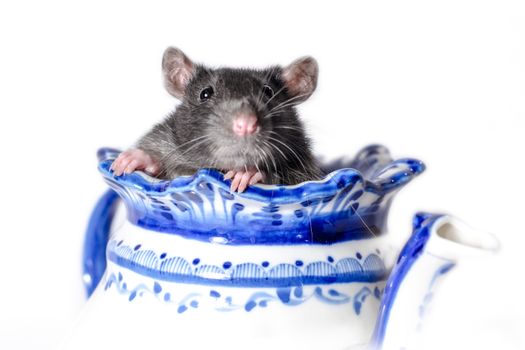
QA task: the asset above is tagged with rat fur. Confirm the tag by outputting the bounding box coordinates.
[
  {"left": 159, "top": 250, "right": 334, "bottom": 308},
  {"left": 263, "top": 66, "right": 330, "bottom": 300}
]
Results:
[{"left": 112, "top": 47, "right": 322, "bottom": 191}]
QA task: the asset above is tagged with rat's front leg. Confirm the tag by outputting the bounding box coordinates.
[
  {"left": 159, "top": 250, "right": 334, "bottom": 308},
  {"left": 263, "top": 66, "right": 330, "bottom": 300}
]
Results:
[
  {"left": 224, "top": 168, "right": 265, "bottom": 193},
  {"left": 111, "top": 149, "right": 161, "bottom": 176}
]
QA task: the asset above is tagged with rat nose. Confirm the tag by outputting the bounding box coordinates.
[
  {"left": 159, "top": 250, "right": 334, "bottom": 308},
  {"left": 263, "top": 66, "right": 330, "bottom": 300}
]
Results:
[{"left": 233, "top": 113, "right": 258, "bottom": 136}]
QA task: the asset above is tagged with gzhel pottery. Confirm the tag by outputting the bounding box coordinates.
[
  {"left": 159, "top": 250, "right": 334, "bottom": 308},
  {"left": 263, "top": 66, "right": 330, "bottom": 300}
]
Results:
[{"left": 61, "top": 145, "right": 499, "bottom": 350}]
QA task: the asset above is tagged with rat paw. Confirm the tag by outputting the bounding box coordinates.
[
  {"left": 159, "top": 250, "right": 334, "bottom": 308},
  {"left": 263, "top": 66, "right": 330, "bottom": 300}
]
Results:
[
  {"left": 111, "top": 149, "right": 161, "bottom": 176},
  {"left": 224, "top": 169, "right": 264, "bottom": 193}
]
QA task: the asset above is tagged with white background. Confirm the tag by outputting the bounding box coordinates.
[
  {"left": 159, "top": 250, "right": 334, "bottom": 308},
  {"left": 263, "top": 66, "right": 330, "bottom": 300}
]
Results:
[{"left": 0, "top": 0, "right": 523, "bottom": 349}]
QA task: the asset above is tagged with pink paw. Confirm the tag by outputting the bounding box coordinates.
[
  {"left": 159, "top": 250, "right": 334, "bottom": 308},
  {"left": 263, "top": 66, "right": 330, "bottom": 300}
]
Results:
[
  {"left": 224, "top": 169, "right": 264, "bottom": 193},
  {"left": 111, "top": 149, "right": 161, "bottom": 176}
]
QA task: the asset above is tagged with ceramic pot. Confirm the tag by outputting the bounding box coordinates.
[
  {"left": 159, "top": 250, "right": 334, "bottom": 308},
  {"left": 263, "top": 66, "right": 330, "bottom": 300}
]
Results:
[{"left": 60, "top": 145, "right": 498, "bottom": 350}]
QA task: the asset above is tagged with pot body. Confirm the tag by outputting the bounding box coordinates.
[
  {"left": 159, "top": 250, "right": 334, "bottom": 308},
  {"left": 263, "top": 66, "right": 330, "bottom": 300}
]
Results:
[
  {"left": 65, "top": 145, "right": 425, "bottom": 350},
  {"left": 64, "top": 206, "right": 395, "bottom": 350}
]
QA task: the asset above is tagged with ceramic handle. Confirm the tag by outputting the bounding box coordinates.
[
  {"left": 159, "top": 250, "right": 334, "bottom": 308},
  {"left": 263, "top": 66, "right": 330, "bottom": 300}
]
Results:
[{"left": 82, "top": 189, "right": 120, "bottom": 297}]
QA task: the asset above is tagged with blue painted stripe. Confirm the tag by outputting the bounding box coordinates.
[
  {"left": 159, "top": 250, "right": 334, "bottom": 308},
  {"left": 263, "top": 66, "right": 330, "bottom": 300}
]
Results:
[
  {"left": 134, "top": 210, "right": 387, "bottom": 245},
  {"left": 107, "top": 251, "right": 388, "bottom": 288}
]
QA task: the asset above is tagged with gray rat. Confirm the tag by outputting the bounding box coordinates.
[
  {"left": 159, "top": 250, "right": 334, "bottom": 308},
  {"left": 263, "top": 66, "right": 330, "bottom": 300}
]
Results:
[{"left": 111, "top": 47, "right": 322, "bottom": 192}]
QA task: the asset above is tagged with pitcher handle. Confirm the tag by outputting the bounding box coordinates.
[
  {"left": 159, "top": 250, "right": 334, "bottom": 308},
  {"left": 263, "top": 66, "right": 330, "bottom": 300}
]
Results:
[{"left": 82, "top": 189, "right": 120, "bottom": 297}]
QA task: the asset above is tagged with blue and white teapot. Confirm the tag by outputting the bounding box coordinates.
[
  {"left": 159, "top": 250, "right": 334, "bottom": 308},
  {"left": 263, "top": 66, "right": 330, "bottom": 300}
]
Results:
[{"left": 61, "top": 145, "right": 499, "bottom": 350}]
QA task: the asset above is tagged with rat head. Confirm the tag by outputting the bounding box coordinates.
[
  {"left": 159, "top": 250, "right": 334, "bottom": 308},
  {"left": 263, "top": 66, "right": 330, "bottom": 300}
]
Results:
[{"left": 162, "top": 47, "right": 318, "bottom": 175}]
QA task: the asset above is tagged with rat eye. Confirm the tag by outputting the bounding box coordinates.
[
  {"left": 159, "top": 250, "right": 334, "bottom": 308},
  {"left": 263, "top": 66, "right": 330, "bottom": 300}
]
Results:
[
  {"left": 263, "top": 85, "right": 274, "bottom": 99},
  {"left": 200, "top": 86, "right": 214, "bottom": 101}
]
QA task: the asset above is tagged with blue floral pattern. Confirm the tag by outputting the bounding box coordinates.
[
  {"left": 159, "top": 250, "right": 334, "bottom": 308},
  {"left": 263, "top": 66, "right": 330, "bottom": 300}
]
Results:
[
  {"left": 96, "top": 145, "right": 425, "bottom": 245},
  {"left": 103, "top": 271, "right": 383, "bottom": 314}
]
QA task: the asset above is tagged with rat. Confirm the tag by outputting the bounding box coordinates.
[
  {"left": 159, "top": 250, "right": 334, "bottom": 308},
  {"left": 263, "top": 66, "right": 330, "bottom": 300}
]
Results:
[{"left": 111, "top": 47, "right": 322, "bottom": 192}]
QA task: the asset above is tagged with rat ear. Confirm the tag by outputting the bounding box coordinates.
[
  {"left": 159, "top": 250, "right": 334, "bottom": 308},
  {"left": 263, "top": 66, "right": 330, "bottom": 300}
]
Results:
[
  {"left": 162, "top": 47, "right": 194, "bottom": 99},
  {"left": 281, "top": 56, "right": 318, "bottom": 102}
]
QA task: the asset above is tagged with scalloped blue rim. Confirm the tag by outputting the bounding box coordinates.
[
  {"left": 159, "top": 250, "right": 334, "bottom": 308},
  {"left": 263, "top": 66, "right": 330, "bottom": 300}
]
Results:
[
  {"left": 96, "top": 146, "right": 425, "bottom": 245},
  {"left": 97, "top": 147, "right": 425, "bottom": 204}
]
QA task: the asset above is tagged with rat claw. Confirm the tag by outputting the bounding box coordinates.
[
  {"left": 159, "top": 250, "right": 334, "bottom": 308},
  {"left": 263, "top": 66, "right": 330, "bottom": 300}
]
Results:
[
  {"left": 231, "top": 172, "right": 243, "bottom": 192},
  {"left": 145, "top": 164, "right": 160, "bottom": 175},
  {"left": 110, "top": 156, "right": 122, "bottom": 172},
  {"left": 227, "top": 169, "right": 264, "bottom": 192},
  {"left": 124, "top": 159, "right": 140, "bottom": 174},
  {"left": 118, "top": 159, "right": 131, "bottom": 176},
  {"left": 111, "top": 149, "right": 161, "bottom": 177},
  {"left": 238, "top": 172, "right": 252, "bottom": 193},
  {"left": 249, "top": 172, "right": 264, "bottom": 185},
  {"left": 113, "top": 153, "right": 130, "bottom": 176},
  {"left": 112, "top": 161, "right": 122, "bottom": 176},
  {"left": 224, "top": 170, "right": 235, "bottom": 180}
]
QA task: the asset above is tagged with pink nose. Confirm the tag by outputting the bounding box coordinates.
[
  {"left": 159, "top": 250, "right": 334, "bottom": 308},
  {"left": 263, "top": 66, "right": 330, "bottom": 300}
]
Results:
[{"left": 233, "top": 113, "right": 258, "bottom": 136}]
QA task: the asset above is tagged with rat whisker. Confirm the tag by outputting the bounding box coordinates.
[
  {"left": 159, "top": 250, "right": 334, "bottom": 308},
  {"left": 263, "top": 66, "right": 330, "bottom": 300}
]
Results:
[
  {"left": 263, "top": 85, "right": 287, "bottom": 107},
  {"left": 139, "top": 133, "right": 211, "bottom": 170},
  {"left": 177, "top": 137, "right": 213, "bottom": 157},
  {"left": 266, "top": 134, "right": 309, "bottom": 175},
  {"left": 161, "top": 136, "right": 213, "bottom": 170},
  {"left": 262, "top": 110, "right": 281, "bottom": 120},
  {"left": 257, "top": 143, "right": 277, "bottom": 183},
  {"left": 272, "top": 125, "right": 305, "bottom": 133},
  {"left": 255, "top": 144, "right": 270, "bottom": 177},
  {"left": 264, "top": 141, "right": 279, "bottom": 174},
  {"left": 268, "top": 93, "right": 310, "bottom": 113},
  {"left": 262, "top": 99, "right": 306, "bottom": 119},
  {"left": 163, "top": 138, "right": 215, "bottom": 177},
  {"left": 154, "top": 135, "right": 210, "bottom": 163},
  {"left": 267, "top": 100, "right": 304, "bottom": 114},
  {"left": 263, "top": 137, "right": 288, "bottom": 161},
  {"left": 258, "top": 140, "right": 277, "bottom": 174}
]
